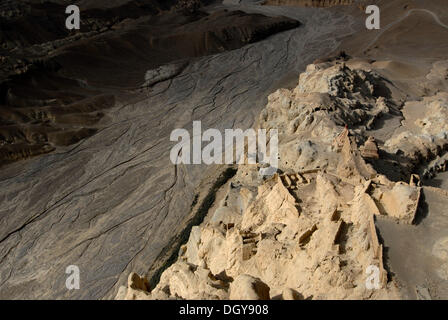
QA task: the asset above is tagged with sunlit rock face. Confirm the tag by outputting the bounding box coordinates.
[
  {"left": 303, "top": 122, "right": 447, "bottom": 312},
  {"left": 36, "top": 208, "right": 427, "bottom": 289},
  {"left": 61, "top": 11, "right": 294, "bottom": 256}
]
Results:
[
  {"left": 118, "top": 38, "right": 448, "bottom": 298},
  {"left": 116, "top": 60, "right": 433, "bottom": 300}
]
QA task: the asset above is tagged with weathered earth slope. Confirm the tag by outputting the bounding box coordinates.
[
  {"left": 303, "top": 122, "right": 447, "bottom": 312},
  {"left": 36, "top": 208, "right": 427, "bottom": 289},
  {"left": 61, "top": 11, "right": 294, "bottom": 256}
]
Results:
[
  {"left": 0, "top": 2, "right": 355, "bottom": 299},
  {"left": 0, "top": 1, "right": 299, "bottom": 166}
]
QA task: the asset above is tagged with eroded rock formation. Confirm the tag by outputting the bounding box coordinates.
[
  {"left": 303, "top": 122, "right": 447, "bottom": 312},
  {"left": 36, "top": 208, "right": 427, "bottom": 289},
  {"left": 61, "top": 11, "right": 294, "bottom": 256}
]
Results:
[{"left": 116, "top": 58, "right": 447, "bottom": 300}]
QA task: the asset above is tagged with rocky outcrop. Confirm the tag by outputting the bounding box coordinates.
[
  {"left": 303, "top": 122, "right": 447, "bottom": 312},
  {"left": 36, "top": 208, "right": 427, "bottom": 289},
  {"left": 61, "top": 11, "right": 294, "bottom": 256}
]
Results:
[
  {"left": 258, "top": 61, "right": 395, "bottom": 174},
  {"left": 117, "top": 59, "right": 433, "bottom": 300},
  {"left": 229, "top": 275, "right": 270, "bottom": 300},
  {"left": 383, "top": 92, "right": 448, "bottom": 179},
  {"left": 360, "top": 136, "right": 379, "bottom": 159}
]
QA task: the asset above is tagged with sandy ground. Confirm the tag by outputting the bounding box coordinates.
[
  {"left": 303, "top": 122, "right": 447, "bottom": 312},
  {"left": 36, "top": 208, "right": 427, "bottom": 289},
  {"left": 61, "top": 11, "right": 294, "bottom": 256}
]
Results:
[{"left": 376, "top": 187, "right": 448, "bottom": 299}]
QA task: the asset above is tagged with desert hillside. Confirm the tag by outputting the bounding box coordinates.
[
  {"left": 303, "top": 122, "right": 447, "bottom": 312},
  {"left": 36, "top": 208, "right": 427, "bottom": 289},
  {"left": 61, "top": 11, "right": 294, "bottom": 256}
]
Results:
[
  {"left": 0, "top": 0, "right": 300, "bottom": 167},
  {"left": 0, "top": 0, "right": 447, "bottom": 300}
]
